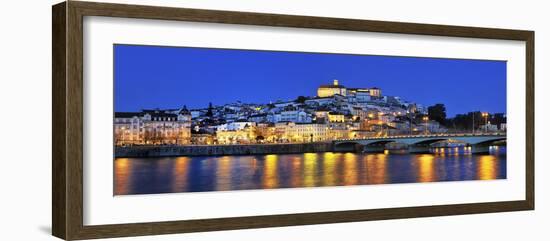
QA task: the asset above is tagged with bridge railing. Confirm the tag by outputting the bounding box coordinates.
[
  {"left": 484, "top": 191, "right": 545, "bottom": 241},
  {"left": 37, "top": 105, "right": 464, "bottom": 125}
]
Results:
[{"left": 336, "top": 132, "right": 506, "bottom": 142}]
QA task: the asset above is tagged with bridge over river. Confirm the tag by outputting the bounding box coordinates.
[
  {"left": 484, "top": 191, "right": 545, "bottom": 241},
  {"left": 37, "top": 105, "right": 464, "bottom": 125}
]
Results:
[{"left": 333, "top": 133, "right": 506, "bottom": 154}]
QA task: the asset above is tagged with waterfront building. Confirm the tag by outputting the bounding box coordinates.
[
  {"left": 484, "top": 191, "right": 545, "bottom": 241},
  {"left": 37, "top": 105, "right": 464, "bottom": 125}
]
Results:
[
  {"left": 294, "top": 123, "right": 329, "bottom": 142},
  {"left": 255, "top": 123, "right": 277, "bottom": 143},
  {"left": 275, "top": 122, "right": 329, "bottom": 142},
  {"left": 329, "top": 128, "right": 352, "bottom": 140},
  {"left": 216, "top": 125, "right": 256, "bottom": 144},
  {"left": 114, "top": 112, "right": 142, "bottom": 145},
  {"left": 190, "top": 128, "right": 215, "bottom": 145},
  {"left": 114, "top": 107, "right": 192, "bottom": 146}
]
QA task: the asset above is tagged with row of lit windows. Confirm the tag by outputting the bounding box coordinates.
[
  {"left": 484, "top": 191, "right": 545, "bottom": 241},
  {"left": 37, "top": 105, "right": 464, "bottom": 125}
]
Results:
[
  {"left": 115, "top": 117, "right": 187, "bottom": 123},
  {"left": 150, "top": 117, "right": 177, "bottom": 121}
]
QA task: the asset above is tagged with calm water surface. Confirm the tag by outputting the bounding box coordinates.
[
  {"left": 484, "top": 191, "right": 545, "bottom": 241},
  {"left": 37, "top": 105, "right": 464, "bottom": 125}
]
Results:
[{"left": 114, "top": 147, "right": 506, "bottom": 195}]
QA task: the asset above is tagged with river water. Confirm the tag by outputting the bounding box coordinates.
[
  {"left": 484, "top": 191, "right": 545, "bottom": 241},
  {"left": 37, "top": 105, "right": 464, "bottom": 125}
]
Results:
[{"left": 114, "top": 146, "right": 506, "bottom": 195}]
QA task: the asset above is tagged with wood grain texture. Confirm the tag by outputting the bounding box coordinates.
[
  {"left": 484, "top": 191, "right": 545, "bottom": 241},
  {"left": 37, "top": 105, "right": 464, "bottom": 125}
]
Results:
[
  {"left": 52, "top": 2, "right": 67, "bottom": 239},
  {"left": 66, "top": 2, "right": 85, "bottom": 240},
  {"left": 525, "top": 32, "right": 535, "bottom": 209},
  {"left": 72, "top": 1, "right": 533, "bottom": 40},
  {"left": 51, "top": 1, "right": 535, "bottom": 240},
  {"left": 74, "top": 201, "right": 531, "bottom": 240}
]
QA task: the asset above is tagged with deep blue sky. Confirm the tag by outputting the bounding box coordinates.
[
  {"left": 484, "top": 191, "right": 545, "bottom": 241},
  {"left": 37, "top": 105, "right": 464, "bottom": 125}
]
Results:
[{"left": 114, "top": 44, "right": 506, "bottom": 117}]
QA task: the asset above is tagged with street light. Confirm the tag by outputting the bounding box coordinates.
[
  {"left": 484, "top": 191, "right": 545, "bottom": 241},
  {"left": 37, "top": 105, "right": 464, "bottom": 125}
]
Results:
[
  {"left": 471, "top": 112, "right": 475, "bottom": 135},
  {"left": 406, "top": 110, "right": 413, "bottom": 135},
  {"left": 482, "top": 112, "right": 489, "bottom": 133},
  {"left": 422, "top": 116, "right": 429, "bottom": 135}
]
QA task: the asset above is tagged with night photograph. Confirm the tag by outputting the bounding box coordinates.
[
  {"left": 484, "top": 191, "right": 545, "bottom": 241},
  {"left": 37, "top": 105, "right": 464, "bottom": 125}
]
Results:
[{"left": 113, "top": 44, "right": 507, "bottom": 195}]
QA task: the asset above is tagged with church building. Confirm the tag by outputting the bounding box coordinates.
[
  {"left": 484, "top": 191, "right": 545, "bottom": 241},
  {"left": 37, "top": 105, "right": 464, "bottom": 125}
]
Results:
[
  {"left": 316, "top": 79, "right": 381, "bottom": 98},
  {"left": 317, "top": 79, "right": 347, "bottom": 97}
]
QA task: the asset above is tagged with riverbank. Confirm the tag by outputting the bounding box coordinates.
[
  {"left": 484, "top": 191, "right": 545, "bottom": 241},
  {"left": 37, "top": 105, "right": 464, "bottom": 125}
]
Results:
[{"left": 115, "top": 142, "right": 334, "bottom": 157}]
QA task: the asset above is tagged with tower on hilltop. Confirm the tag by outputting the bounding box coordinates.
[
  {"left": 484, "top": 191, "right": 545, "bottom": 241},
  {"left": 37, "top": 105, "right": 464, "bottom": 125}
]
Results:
[
  {"left": 317, "top": 79, "right": 347, "bottom": 97},
  {"left": 316, "top": 79, "right": 382, "bottom": 98}
]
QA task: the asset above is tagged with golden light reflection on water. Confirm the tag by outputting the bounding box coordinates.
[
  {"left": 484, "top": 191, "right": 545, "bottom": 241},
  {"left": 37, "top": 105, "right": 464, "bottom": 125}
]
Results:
[
  {"left": 216, "top": 156, "right": 232, "bottom": 191},
  {"left": 365, "top": 154, "right": 387, "bottom": 184},
  {"left": 172, "top": 157, "right": 190, "bottom": 192},
  {"left": 114, "top": 158, "right": 130, "bottom": 195},
  {"left": 303, "top": 153, "right": 318, "bottom": 187},
  {"left": 291, "top": 157, "right": 303, "bottom": 187},
  {"left": 322, "top": 153, "right": 336, "bottom": 186},
  {"left": 478, "top": 155, "right": 497, "bottom": 180},
  {"left": 263, "top": 154, "right": 279, "bottom": 189},
  {"left": 115, "top": 146, "right": 505, "bottom": 194},
  {"left": 343, "top": 153, "right": 358, "bottom": 185},
  {"left": 418, "top": 154, "right": 436, "bottom": 182},
  {"left": 439, "top": 148, "right": 446, "bottom": 156}
]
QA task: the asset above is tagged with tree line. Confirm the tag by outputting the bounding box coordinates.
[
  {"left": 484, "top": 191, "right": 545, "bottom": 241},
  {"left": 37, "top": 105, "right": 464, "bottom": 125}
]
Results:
[{"left": 425, "top": 103, "right": 506, "bottom": 132}]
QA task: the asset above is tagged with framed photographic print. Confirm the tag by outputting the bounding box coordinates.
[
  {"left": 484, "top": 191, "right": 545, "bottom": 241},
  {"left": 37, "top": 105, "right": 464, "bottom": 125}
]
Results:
[{"left": 52, "top": 1, "right": 534, "bottom": 240}]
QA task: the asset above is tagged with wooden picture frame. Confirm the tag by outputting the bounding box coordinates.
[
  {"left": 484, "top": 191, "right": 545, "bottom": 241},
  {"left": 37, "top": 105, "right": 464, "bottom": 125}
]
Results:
[{"left": 52, "top": 1, "right": 534, "bottom": 240}]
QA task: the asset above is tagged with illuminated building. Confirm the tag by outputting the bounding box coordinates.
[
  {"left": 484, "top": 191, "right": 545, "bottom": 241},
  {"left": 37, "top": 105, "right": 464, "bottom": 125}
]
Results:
[
  {"left": 347, "top": 88, "right": 372, "bottom": 102},
  {"left": 350, "top": 107, "right": 369, "bottom": 121},
  {"left": 114, "top": 76, "right": 442, "bottom": 146},
  {"left": 113, "top": 112, "right": 138, "bottom": 145},
  {"left": 216, "top": 126, "right": 257, "bottom": 144},
  {"left": 216, "top": 122, "right": 256, "bottom": 131},
  {"left": 317, "top": 80, "right": 382, "bottom": 98},
  {"left": 314, "top": 108, "right": 330, "bottom": 121},
  {"left": 317, "top": 79, "right": 347, "bottom": 97},
  {"left": 190, "top": 128, "right": 215, "bottom": 145},
  {"left": 255, "top": 123, "right": 277, "bottom": 143},
  {"left": 328, "top": 112, "right": 345, "bottom": 123},
  {"left": 275, "top": 122, "right": 329, "bottom": 142},
  {"left": 114, "top": 107, "right": 192, "bottom": 146},
  {"left": 328, "top": 128, "right": 349, "bottom": 140},
  {"left": 368, "top": 87, "right": 381, "bottom": 97}
]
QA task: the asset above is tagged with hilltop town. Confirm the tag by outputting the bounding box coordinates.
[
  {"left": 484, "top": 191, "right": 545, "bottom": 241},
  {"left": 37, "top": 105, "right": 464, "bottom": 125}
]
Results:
[{"left": 114, "top": 80, "right": 463, "bottom": 146}]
